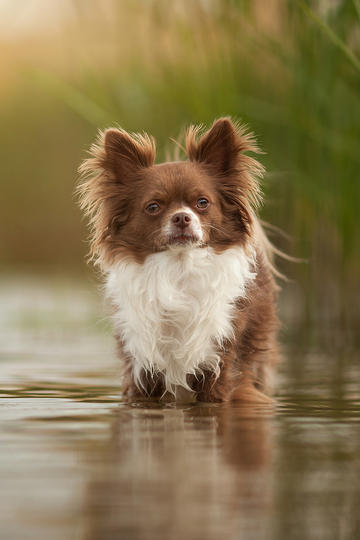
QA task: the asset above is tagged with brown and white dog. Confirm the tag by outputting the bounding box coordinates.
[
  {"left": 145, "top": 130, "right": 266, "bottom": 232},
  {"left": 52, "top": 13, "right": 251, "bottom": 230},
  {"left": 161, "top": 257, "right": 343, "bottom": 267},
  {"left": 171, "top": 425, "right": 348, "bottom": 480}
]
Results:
[{"left": 78, "top": 118, "right": 279, "bottom": 402}]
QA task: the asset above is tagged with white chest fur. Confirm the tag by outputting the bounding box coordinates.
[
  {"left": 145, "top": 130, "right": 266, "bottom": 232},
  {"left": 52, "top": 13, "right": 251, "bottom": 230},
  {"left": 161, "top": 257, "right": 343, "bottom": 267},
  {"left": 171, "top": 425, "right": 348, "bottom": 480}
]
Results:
[{"left": 106, "top": 246, "right": 256, "bottom": 394}]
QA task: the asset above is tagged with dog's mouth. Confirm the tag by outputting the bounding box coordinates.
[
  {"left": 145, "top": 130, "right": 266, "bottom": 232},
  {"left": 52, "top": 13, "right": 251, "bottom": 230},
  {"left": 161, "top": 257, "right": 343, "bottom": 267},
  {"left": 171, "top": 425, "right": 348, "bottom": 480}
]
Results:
[{"left": 167, "top": 233, "right": 200, "bottom": 246}]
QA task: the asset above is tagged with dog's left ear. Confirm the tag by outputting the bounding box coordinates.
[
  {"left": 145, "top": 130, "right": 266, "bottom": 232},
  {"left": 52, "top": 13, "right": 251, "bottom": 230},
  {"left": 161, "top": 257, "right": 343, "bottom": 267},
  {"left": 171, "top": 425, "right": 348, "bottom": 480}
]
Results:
[
  {"left": 186, "top": 118, "right": 240, "bottom": 175},
  {"left": 186, "top": 117, "right": 264, "bottom": 205},
  {"left": 186, "top": 116, "right": 263, "bottom": 177},
  {"left": 186, "top": 118, "right": 264, "bottom": 238}
]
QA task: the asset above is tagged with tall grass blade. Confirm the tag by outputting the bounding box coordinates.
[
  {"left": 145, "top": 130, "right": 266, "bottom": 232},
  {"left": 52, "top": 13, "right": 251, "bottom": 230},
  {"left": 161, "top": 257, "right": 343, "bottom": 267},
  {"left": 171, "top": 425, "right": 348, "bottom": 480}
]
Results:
[{"left": 297, "top": 0, "right": 360, "bottom": 73}]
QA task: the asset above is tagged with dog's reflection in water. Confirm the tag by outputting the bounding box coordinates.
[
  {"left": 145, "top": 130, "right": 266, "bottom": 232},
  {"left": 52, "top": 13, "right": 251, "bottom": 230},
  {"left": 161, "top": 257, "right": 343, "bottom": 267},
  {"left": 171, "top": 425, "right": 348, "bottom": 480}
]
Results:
[{"left": 82, "top": 400, "right": 274, "bottom": 540}]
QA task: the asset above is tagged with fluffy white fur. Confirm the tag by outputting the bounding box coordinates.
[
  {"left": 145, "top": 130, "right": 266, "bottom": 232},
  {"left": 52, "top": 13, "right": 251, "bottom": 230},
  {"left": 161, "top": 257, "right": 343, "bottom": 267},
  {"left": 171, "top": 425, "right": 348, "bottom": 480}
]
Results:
[{"left": 106, "top": 245, "right": 257, "bottom": 394}]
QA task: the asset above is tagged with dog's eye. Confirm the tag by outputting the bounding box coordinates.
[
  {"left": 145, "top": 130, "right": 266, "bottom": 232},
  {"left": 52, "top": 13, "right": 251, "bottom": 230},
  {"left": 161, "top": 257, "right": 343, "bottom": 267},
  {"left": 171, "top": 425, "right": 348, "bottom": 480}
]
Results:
[
  {"left": 145, "top": 202, "right": 161, "bottom": 214},
  {"left": 196, "top": 197, "right": 209, "bottom": 209}
]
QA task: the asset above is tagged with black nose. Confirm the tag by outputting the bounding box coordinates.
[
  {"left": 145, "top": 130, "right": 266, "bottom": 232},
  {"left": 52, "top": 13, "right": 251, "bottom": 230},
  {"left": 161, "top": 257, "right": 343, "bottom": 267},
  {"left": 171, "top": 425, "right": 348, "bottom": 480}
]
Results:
[{"left": 171, "top": 212, "right": 192, "bottom": 228}]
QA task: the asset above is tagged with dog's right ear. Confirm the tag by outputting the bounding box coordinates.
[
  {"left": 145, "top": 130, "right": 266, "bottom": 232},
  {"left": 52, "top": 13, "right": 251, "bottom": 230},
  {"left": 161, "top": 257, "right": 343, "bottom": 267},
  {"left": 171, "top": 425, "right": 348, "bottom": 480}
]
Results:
[
  {"left": 103, "top": 128, "right": 156, "bottom": 180},
  {"left": 77, "top": 128, "right": 156, "bottom": 266}
]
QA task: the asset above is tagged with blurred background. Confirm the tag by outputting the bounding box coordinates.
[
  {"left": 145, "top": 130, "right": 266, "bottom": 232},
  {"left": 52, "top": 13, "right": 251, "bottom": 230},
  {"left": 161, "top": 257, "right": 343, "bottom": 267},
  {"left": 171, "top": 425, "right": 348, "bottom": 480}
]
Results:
[{"left": 1, "top": 0, "right": 359, "bottom": 350}]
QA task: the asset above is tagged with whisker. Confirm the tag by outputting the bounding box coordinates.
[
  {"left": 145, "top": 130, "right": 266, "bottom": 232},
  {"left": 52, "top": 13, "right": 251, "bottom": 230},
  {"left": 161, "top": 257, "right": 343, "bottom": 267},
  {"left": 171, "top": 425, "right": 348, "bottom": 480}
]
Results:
[
  {"left": 148, "top": 227, "right": 165, "bottom": 239},
  {"left": 206, "top": 223, "right": 228, "bottom": 235}
]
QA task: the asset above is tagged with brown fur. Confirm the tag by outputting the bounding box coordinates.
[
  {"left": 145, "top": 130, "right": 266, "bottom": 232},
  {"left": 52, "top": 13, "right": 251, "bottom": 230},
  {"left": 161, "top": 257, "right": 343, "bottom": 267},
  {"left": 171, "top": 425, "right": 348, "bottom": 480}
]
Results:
[{"left": 78, "top": 118, "right": 280, "bottom": 402}]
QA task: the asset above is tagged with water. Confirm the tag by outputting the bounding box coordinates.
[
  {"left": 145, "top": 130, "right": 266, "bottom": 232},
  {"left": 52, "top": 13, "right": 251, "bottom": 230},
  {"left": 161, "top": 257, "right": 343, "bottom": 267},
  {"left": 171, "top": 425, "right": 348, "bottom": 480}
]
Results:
[{"left": 1, "top": 278, "right": 359, "bottom": 540}]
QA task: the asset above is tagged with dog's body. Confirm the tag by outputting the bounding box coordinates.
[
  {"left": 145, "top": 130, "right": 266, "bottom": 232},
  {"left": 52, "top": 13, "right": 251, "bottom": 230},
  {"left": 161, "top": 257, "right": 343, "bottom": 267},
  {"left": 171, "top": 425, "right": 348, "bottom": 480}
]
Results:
[{"left": 79, "top": 118, "right": 279, "bottom": 402}]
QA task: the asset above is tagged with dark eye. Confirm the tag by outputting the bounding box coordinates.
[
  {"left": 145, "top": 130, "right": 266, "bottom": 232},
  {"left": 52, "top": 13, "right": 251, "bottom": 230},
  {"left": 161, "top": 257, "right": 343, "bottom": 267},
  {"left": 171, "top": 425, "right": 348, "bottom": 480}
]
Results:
[
  {"left": 196, "top": 197, "right": 209, "bottom": 209},
  {"left": 145, "top": 202, "right": 161, "bottom": 214}
]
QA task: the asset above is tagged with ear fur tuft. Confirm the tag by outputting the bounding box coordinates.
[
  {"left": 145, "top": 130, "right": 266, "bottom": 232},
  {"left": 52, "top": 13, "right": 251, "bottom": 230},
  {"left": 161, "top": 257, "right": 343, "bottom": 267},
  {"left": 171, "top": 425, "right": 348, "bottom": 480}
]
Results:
[
  {"left": 104, "top": 128, "right": 156, "bottom": 176},
  {"left": 77, "top": 127, "right": 156, "bottom": 265},
  {"left": 186, "top": 118, "right": 237, "bottom": 173},
  {"left": 185, "top": 117, "right": 264, "bottom": 209}
]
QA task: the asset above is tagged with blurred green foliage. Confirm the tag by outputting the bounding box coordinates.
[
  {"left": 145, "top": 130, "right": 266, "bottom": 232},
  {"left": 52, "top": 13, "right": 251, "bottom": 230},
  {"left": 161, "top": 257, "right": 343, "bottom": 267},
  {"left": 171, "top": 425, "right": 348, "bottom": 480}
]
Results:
[{"left": 1, "top": 0, "right": 359, "bottom": 345}]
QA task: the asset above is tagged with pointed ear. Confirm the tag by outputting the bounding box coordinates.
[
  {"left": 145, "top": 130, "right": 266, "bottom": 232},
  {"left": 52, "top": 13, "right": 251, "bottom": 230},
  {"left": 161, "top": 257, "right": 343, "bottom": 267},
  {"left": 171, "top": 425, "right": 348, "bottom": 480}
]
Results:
[
  {"left": 77, "top": 127, "right": 156, "bottom": 266},
  {"left": 103, "top": 128, "right": 156, "bottom": 179},
  {"left": 186, "top": 117, "right": 264, "bottom": 205},
  {"left": 186, "top": 118, "right": 241, "bottom": 175}
]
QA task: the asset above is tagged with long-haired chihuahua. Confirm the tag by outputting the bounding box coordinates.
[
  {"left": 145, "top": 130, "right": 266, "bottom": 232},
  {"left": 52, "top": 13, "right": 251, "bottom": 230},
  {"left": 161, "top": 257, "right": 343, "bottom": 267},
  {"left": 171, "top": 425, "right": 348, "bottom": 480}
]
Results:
[{"left": 78, "top": 118, "right": 279, "bottom": 402}]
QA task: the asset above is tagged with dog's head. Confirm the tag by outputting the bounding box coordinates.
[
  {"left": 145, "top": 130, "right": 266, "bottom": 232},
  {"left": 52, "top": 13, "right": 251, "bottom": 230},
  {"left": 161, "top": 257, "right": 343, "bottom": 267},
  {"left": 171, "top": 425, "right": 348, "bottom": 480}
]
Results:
[{"left": 78, "top": 118, "right": 264, "bottom": 267}]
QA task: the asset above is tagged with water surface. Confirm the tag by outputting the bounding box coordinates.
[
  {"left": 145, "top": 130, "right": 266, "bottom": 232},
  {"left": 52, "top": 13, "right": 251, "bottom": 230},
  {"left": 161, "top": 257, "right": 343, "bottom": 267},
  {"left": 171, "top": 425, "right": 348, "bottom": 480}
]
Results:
[{"left": 1, "top": 279, "right": 359, "bottom": 540}]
